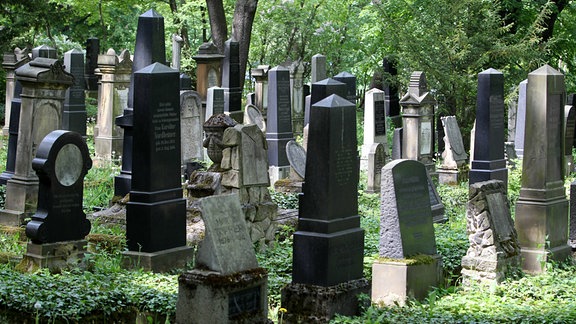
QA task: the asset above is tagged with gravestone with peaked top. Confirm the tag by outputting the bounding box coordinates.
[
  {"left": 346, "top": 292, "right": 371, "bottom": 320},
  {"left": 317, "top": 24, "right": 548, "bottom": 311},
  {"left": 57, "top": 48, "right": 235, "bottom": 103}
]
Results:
[
  {"left": 361, "top": 88, "right": 387, "bottom": 169},
  {"left": 372, "top": 159, "right": 442, "bottom": 305},
  {"left": 0, "top": 58, "right": 73, "bottom": 226},
  {"left": 514, "top": 65, "right": 570, "bottom": 273},
  {"left": 115, "top": 9, "right": 166, "bottom": 198},
  {"left": 333, "top": 71, "right": 357, "bottom": 104},
  {"left": 266, "top": 66, "right": 294, "bottom": 185},
  {"left": 176, "top": 194, "right": 268, "bottom": 323},
  {"left": 281, "top": 94, "right": 368, "bottom": 322},
  {"left": 469, "top": 69, "right": 508, "bottom": 188},
  {"left": 122, "top": 62, "right": 192, "bottom": 272},
  {"left": 63, "top": 49, "right": 87, "bottom": 137},
  {"left": 21, "top": 130, "right": 92, "bottom": 272},
  {"left": 304, "top": 78, "right": 347, "bottom": 126}
]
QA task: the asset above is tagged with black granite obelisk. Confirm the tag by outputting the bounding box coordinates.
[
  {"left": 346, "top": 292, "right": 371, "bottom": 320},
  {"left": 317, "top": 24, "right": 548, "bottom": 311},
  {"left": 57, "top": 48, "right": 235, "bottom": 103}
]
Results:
[
  {"left": 63, "top": 49, "right": 87, "bottom": 137},
  {"left": 304, "top": 78, "right": 347, "bottom": 125},
  {"left": 114, "top": 9, "right": 166, "bottom": 197},
  {"left": 125, "top": 62, "right": 187, "bottom": 253},
  {"left": 469, "top": 68, "right": 508, "bottom": 188},
  {"left": 333, "top": 71, "right": 357, "bottom": 104},
  {"left": 221, "top": 38, "right": 242, "bottom": 122}
]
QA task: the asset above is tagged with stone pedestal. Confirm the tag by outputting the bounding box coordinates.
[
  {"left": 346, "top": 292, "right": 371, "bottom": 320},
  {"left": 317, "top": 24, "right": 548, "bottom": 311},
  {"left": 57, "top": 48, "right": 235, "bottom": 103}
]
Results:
[
  {"left": 18, "top": 240, "right": 88, "bottom": 273},
  {"left": 280, "top": 279, "right": 369, "bottom": 323},
  {"left": 438, "top": 167, "right": 468, "bottom": 185},
  {"left": 192, "top": 42, "right": 223, "bottom": 102},
  {"left": 269, "top": 165, "right": 290, "bottom": 187},
  {"left": 176, "top": 268, "right": 268, "bottom": 324},
  {"left": 371, "top": 255, "right": 442, "bottom": 306},
  {"left": 122, "top": 245, "right": 194, "bottom": 273}
]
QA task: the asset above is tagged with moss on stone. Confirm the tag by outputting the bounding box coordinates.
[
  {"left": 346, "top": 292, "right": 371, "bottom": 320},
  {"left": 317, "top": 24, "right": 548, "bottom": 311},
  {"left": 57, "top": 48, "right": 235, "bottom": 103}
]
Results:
[{"left": 378, "top": 254, "right": 435, "bottom": 265}]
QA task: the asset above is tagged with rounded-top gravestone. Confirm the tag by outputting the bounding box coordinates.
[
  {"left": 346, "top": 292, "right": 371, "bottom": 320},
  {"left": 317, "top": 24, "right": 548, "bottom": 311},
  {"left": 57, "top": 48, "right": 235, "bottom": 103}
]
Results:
[
  {"left": 286, "top": 140, "right": 306, "bottom": 178},
  {"left": 26, "top": 130, "right": 92, "bottom": 244}
]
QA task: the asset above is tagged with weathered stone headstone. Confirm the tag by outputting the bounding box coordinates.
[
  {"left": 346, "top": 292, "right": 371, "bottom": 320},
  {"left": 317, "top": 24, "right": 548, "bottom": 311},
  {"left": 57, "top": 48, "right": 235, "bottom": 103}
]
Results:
[
  {"left": 427, "top": 172, "right": 446, "bottom": 223},
  {"left": 333, "top": 71, "right": 357, "bottom": 104},
  {"left": 115, "top": 9, "right": 167, "bottom": 198},
  {"left": 365, "top": 143, "right": 385, "bottom": 194},
  {"left": 462, "top": 180, "right": 521, "bottom": 284},
  {"left": 266, "top": 66, "right": 294, "bottom": 184},
  {"left": 63, "top": 49, "right": 87, "bottom": 137},
  {"left": 176, "top": 194, "right": 268, "bottom": 323},
  {"left": 361, "top": 88, "right": 387, "bottom": 169},
  {"left": 251, "top": 65, "right": 270, "bottom": 119},
  {"left": 122, "top": 62, "right": 192, "bottom": 272},
  {"left": 391, "top": 127, "right": 403, "bottom": 160},
  {"left": 192, "top": 42, "right": 223, "bottom": 102},
  {"left": 243, "top": 104, "right": 266, "bottom": 132},
  {"left": 221, "top": 38, "right": 242, "bottom": 122},
  {"left": 0, "top": 58, "right": 73, "bottom": 226},
  {"left": 2, "top": 48, "right": 29, "bottom": 136},
  {"left": 281, "top": 94, "right": 368, "bottom": 322},
  {"left": 469, "top": 69, "right": 509, "bottom": 188},
  {"left": 94, "top": 48, "right": 131, "bottom": 162},
  {"left": 563, "top": 94, "right": 576, "bottom": 175},
  {"left": 171, "top": 33, "right": 183, "bottom": 70},
  {"left": 0, "top": 50, "right": 29, "bottom": 184},
  {"left": 286, "top": 139, "right": 306, "bottom": 179},
  {"left": 372, "top": 159, "right": 442, "bottom": 305},
  {"left": 180, "top": 90, "right": 204, "bottom": 167},
  {"left": 205, "top": 86, "right": 225, "bottom": 121},
  {"left": 311, "top": 54, "right": 327, "bottom": 83},
  {"left": 438, "top": 116, "right": 468, "bottom": 184},
  {"left": 84, "top": 37, "right": 100, "bottom": 92},
  {"left": 400, "top": 71, "right": 436, "bottom": 175},
  {"left": 290, "top": 61, "right": 305, "bottom": 137},
  {"left": 515, "top": 65, "right": 570, "bottom": 273},
  {"left": 514, "top": 79, "right": 527, "bottom": 158},
  {"left": 21, "top": 130, "right": 91, "bottom": 272},
  {"left": 383, "top": 57, "right": 402, "bottom": 127}
]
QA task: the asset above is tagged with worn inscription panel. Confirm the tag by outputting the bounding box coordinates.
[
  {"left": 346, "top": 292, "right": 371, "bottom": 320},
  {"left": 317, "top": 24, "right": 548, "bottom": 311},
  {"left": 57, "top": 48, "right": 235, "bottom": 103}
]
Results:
[
  {"left": 420, "top": 120, "right": 432, "bottom": 155},
  {"left": 374, "top": 100, "right": 386, "bottom": 136},
  {"left": 334, "top": 148, "right": 356, "bottom": 186},
  {"left": 228, "top": 286, "right": 261, "bottom": 318},
  {"left": 55, "top": 143, "right": 83, "bottom": 186},
  {"left": 152, "top": 102, "right": 179, "bottom": 153},
  {"left": 547, "top": 94, "right": 562, "bottom": 181},
  {"left": 486, "top": 192, "right": 515, "bottom": 243},
  {"left": 276, "top": 78, "right": 292, "bottom": 126},
  {"left": 490, "top": 94, "right": 505, "bottom": 131}
]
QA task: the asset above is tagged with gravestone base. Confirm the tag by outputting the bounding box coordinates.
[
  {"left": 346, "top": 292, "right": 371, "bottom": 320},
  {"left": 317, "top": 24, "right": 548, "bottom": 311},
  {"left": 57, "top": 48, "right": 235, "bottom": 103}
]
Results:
[
  {"left": 94, "top": 135, "right": 124, "bottom": 164},
  {"left": 461, "top": 253, "right": 521, "bottom": 285},
  {"left": 371, "top": 254, "right": 443, "bottom": 306},
  {"left": 273, "top": 178, "right": 303, "bottom": 193},
  {"left": 432, "top": 206, "right": 448, "bottom": 224},
  {"left": 18, "top": 240, "right": 88, "bottom": 273},
  {"left": 516, "top": 197, "right": 570, "bottom": 273},
  {"left": 0, "top": 176, "right": 40, "bottom": 226},
  {"left": 437, "top": 167, "right": 467, "bottom": 185},
  {"left": 269, "top": 166, "right": 290, "bottom": 187},
  {"left": 280, "top": 278, "right": 370, "bottom": 323},
  {"left": 176, "top": 268, "right": 268, "bottom": 324},
  {"left": 0, "top": 209, "right": 25, "bottom": 226},
  {"left": 122, "top": 245, "right": 194, "bottom": 273}
]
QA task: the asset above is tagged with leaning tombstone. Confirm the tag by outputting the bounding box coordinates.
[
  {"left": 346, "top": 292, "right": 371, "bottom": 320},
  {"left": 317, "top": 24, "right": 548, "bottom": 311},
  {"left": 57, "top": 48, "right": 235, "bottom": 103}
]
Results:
[
  {"left": 515, "top": 65, "right": 570, "bottom": 273},
  {"left": 121, "top": 62, "right": 193, "bottom": 272},
  {"left": 372, "top": 159, "right": 443, "bottom": 306},
  {"left": 243, "top": 104, "right": 266, "bottom": 133},
  {"left": 19, "top": 130, "right": 92, "bottom": 272},
  {"left": 0, "top": 58, "right": 73, "bottom": 226},
  {"left": 280, "top": 95, "right": 368, "bottom": 322},
  {"left": 274, "top": 139, "right": 306, "bottom": 193},
  {"left": 365, "top": 143, "right": 386, "bottom": 194},
  {"left": 437, "top": 116, "right": 468, "bottom": 185},
  {"left": 176, "top": 194, "right": 269, "bottom": 323},
  {"left": 461, "top": 180, "right": 521, "bottom": 285}
]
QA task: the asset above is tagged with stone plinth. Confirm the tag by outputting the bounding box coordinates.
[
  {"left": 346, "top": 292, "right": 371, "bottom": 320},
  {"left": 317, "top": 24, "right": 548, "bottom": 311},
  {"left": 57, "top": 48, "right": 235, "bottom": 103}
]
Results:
[
  {"left": 122, "top": 245, "right": 193, "bottom": 273},
  {"left": 176, "top": 268, "right": 268, "bottom": 324},
  {"left": 371, "top": 255, "right": 442, "bottom": 306},
  {"left": 280, "top": 279, "right": 369, "bottom": 323},
  {"left": 18, "top": 240, "right": 88, "bottom": 273}
]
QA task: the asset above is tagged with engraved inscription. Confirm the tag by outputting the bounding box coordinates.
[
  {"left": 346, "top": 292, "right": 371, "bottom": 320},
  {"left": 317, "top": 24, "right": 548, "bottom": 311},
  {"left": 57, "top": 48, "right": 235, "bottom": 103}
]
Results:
[
  {"left": 276, "top": 78, "right": 292, "bottom": 125},
  {"left": 420, "top": 121, "right": 432, "bottom": 155},
  {"left": 334, "top": 148, "right": 356, "bottom": 186},
  {"left": 228, "top": 286, "right": 261, "bottom": 318},
  {"left": 53, "top": 192, "right": 80, "bottom": 214},
  {"left": 374, "top": 100, "right": 386, "bottom": 136},
  {"left": 548, "top": 94, "right": 562, "bottom": 181},
  {"left": 152, "top": 102, "right": 178, "bottom": 152},
  {"left": 490, "top": 95, "right": 504, "bottom": 131}
]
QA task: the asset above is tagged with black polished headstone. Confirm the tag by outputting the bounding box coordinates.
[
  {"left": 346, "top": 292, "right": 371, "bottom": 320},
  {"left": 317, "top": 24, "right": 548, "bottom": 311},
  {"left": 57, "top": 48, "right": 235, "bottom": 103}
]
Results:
[
  {"left": 126, "top": 62, "right": 186, "bottom": 253},
  {"left": 0, "top": 80, "right": 24, "bottom": 185},
  {"left": 304, "top": 78, "right": 346, "bottom": 126},
  {"left": 180, "top": 73, "right": 192, "bottom": 90},
  {"left": 293, "top": 94, "right": 364, "bottom": 287},
  {"left": 115, "top": 9, "right": 167, "bottom": 197},
  {"left": 84, "top": 37, "right": 100, "bottom": 91},
  {"left": 222, "top": 38, "right": 242, "bottom": 116},
  {"left": 333, "top": 71, "right": 357, "bottom": 104},
  {"left": 32, "top": 45, "right": 57, "bottom": 59},
  {"left": 383, "top": 57, "right": 401, "bottom": 127},
  {"left": 26, "top": 130, "right": 92, "bottom": 244},
  {"left": 469, "top": 68, "right": 508, "bottom": 188},
  {"left": 391, "top": 128, "right": 403, "bottom": 160},
  {"left": 63, "top": 49, "right": 87, "bottom": 136},
  {"left": 266, "top": 66, "right": 294, "bottom": 167}
]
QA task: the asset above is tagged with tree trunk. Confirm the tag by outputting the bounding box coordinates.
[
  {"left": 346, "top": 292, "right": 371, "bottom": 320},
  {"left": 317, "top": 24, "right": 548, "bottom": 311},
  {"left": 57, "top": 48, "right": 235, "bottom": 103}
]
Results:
[
  {"left": 232, "top": 0, "right": 258, "bottom": 90},
  {"left": 205, "top": 0, "right": 228, "bottom": 53},
  {"left": 540, "top": 0, "right": 568, "bottom": 43}
]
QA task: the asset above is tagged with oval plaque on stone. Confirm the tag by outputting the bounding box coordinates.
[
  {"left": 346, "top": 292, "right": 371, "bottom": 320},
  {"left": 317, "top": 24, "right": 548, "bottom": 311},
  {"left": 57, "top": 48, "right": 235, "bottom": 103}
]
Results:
[
  {"left": 286, "top": 140, "right": 306, "bottom": 178},
  {"left": 246, "top": 104, "right": 266, "bottom": 132},
  {"left": 55, "top": 144, "right": 83, "bottom": 186}
]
